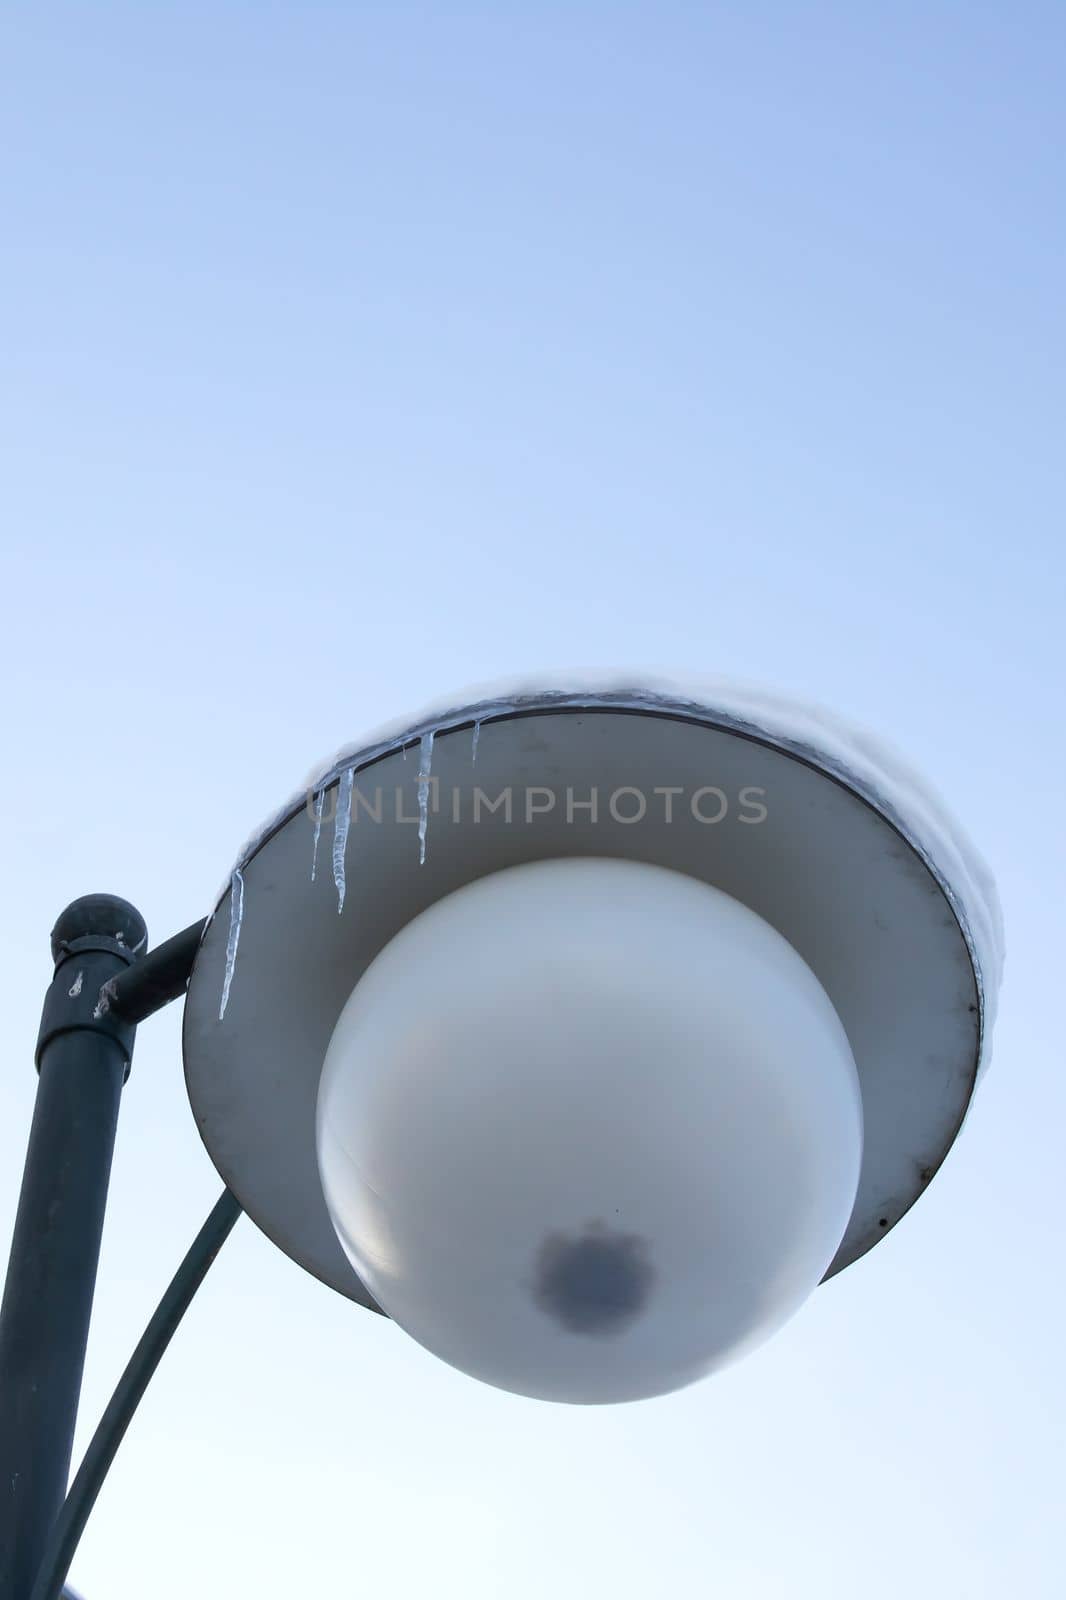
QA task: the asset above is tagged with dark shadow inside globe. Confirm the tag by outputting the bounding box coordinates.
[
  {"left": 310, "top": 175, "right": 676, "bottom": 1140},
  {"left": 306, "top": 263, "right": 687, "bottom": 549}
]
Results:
[{"left": 532, "top": 1222, "right": 655, "bottom": 1335}]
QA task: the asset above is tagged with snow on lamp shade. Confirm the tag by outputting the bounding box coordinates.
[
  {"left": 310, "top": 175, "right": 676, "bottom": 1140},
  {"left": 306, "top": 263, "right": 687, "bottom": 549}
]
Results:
[{"left": 315, "top": 858, "right": 863, "bottom": 1404}]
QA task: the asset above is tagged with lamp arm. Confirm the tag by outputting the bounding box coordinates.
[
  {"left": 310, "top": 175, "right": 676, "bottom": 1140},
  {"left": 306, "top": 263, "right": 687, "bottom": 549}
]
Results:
[{"left": 102, "top": 918, "right": 209, "bottom": 1025}]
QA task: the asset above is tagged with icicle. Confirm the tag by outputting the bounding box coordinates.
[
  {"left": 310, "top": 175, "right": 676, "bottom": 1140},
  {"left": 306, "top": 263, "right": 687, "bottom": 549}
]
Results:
[
  {"left": 310, "top": 788, "right": 325, "bottom": 881},
  {"left": 417, "top": 730, "right": 435, "bottom": 865},
  {"left": 333, "top": 768, "right": 354, "bottom": 913},
  {"left": 471, "top": 720, "right": 481, "bottom": 763},
  {"left": 218, "top": 869, "right": 244, "bottom": 1022}
]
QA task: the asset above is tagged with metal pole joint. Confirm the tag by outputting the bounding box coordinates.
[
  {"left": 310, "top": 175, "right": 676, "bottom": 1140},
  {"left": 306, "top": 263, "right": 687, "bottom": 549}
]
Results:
[
  {"left": 36, "top": 950, "right": 138, "bottom": 1081},
  {"left": 33, "top": 896, "right": 148, "bottom": 1081}
]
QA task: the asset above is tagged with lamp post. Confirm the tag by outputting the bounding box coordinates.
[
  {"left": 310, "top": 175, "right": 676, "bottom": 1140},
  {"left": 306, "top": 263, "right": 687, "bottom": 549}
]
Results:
[
  {"left": 0, "top": 682, "right": 1003, "bottom": 1599},
  {"left": 0, "top": 897, "right": 144, "bottom": 1600}
]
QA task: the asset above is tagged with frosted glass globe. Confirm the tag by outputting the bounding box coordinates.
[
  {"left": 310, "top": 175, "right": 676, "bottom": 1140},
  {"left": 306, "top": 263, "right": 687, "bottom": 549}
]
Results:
[{"left": 316, "top": 857, "right": 862, "bottom": 1404}]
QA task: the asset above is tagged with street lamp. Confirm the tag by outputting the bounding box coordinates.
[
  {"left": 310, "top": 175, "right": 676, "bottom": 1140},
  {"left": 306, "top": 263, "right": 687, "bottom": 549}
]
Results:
[{"left": 0, "top": 681, "right": 1002, "bottom": 1597}]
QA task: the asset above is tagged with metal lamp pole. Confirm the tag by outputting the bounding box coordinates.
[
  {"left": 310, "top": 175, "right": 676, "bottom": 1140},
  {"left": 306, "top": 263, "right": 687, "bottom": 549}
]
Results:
[
  {"left": 0, "top": 898, "right": 219, "bottom": 1600},
  {"left": 0, "top": 896, "right": 145, "bottom": 1599}
]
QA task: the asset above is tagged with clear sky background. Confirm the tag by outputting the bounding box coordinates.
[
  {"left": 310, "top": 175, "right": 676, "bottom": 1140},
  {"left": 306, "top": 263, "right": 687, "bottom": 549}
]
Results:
[{"left": 1, "top": 5, "right": 1063, "bottom": 1596}]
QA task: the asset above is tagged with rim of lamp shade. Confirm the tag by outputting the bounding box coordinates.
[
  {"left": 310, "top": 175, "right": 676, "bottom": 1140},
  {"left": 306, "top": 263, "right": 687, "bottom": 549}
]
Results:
[{"left": 182, "top": 680, "right": 1001, "bottom": 1310}]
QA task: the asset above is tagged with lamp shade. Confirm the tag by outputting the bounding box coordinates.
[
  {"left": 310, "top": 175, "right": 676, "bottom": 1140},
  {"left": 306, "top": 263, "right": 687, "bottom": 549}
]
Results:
[{"left": 183, "top": 679, "right": 1001, "bottom": 1390}]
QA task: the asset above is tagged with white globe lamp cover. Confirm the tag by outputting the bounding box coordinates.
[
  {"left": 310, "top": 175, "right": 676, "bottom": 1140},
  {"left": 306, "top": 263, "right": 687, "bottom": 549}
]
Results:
[{"left": 316, "top": 857, "right": 863, "bottom": 1404}]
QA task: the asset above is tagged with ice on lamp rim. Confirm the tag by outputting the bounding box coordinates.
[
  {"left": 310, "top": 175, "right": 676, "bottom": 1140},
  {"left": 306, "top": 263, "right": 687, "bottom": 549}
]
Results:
[{"left": 214, "top": 671, "right": 1004, "bottom": 1073}]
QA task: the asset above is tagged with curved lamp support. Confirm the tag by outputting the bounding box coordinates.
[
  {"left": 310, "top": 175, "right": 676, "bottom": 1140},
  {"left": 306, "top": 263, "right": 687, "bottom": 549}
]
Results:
[{"left": 29, "top": 1189, "right": 241, "bottom": 1600}]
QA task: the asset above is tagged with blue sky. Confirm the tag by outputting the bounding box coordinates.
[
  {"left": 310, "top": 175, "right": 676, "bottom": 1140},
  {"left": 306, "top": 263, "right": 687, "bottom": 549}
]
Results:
[{"left": 1, "top": 5, "right": 1063, "bottom": 1595}]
